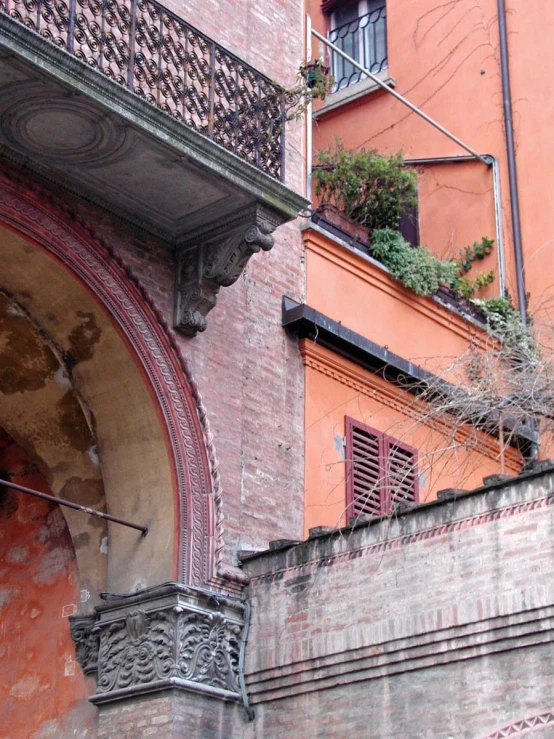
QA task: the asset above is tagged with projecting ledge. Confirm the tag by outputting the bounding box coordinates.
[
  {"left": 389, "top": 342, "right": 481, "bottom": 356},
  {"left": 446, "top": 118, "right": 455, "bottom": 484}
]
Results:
[{"left": 0, "top": 12, "right": 307, "bottom": 333}]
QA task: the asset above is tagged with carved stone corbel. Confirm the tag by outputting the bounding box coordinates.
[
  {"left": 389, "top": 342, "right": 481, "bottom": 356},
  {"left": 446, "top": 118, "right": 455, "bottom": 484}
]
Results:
[
  {"left": 69, "top": 614, "right": 100, "bottom": 677},
  {"left": 174, "top": 203, "right": 284, "bottom": 336}
]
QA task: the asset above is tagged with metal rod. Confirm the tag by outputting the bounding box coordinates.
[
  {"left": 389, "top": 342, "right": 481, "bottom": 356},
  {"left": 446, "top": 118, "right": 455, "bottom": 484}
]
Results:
[
  {"left": 497, "top": 0, "right": 527, "bottom": 327},
  {"left": 0, "top": 479, "right": 148, "bottom": 535},
  {"left": 311, "top": 28, "right": 490, "bottom": 166},
  {"left": 489, "top": 155, "right": 506, "bottom": 296}
]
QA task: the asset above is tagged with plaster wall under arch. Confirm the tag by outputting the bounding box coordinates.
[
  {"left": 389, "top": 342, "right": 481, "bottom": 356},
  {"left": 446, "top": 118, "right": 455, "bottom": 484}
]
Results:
[{"left": 0, "top": 171, "right": 216, "bottom": 593}]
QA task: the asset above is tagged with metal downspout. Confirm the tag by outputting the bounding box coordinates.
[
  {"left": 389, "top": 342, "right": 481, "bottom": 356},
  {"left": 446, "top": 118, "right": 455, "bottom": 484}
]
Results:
[{"left": 497, "top": 0, "right": 527, "bottom": 326}]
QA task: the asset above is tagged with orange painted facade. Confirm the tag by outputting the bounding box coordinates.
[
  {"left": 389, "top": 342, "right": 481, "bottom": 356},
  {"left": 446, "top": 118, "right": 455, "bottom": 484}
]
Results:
[
  {"left": 300, "top": 0, "right": 549, "bottom": 532},
  {"left": 308, "top": 0, "right": 554, "bottom": 312},
  {"left": 0, "top": 431, "right": 95, "bottom": 737}
]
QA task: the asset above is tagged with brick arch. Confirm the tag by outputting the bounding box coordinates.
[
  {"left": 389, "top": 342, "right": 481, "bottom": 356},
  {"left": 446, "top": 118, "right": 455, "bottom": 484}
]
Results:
[
  {"left": 483, "top": 712, "right": 554, "bottom": 738},
  {"left": 0, "top": 168, "right": 219, "bottom": 586}
]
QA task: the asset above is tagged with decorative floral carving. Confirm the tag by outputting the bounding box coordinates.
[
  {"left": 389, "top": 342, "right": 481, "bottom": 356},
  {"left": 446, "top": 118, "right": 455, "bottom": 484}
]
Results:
[
  {"left": 177, "top": 612, "right": 240, "bottom": 691},
  {"left": 175, "top": 204, "right": 282, "bottom": 336},
  {"left": 69, "top": 615, "right": 100, "bottom": 676},
  {"left": 88, "top": 586, "right": 244, "bottom": 701},
  {"left": 97, "top": 610, "right": 175, "bottom": 693}
]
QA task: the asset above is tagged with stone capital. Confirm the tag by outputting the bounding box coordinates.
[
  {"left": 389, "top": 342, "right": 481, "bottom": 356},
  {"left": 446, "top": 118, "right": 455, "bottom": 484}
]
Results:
[{"left": 70, "top": 582, "right": 245, "bottom": 705}]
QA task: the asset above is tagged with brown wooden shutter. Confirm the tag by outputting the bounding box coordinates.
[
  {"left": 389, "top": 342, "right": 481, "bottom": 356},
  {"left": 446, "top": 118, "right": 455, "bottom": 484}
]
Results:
[
  {"left": 346, "top": 417, "right": 385, "bottom": 518},
  {"left": 346, "top": 417, "right": 418, "bottom": 521},
  {"left": 384, "top": 438, "right": 419, "bottom": 514}
]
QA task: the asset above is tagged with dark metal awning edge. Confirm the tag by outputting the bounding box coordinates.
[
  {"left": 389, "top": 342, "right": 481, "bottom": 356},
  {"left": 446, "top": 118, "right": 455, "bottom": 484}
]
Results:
[{"left": 282, "top": 296, "right": 537, "bottom": 449}]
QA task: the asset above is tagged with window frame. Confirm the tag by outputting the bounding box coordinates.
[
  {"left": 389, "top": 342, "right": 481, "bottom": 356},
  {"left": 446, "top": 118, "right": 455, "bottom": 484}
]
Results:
[
  {"left": 327, "top": 0, "right": 388, "bottom": 91},
  {"left": 345, "top": 416, "right": 419, "bottom": 520}
]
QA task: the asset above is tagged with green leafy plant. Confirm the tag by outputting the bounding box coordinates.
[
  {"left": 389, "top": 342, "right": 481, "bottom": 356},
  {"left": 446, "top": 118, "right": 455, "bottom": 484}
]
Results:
[
  {"left": 371, "top": 229, "right": 440, "bottom": 296},
  {"left": 285, "top": 61, "right": 334, "bottom": 121},
  {"left": 435, "top": 259, "right": 460, "bottom": 288},
  {"left": 454, "top": 270, "right": 495, "bottom": 300},
  {"left": 370, "top": 229, "right": 497, "bottom": 303},
  {"left": 313, "top": 142, "right": 418, "bottom": 231},
  {"left": 458, "top": 237, "right": 494, "bottom": 273}
]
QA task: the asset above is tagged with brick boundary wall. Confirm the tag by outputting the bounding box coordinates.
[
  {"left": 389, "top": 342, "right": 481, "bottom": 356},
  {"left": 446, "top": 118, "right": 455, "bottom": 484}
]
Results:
[{"left": 239, "top": 471, "right": 554, "bottom": 739}]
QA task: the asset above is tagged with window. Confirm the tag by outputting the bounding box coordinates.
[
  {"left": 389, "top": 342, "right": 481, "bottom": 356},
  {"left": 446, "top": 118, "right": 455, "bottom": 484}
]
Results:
[
  {"left": 327, "top": 1, "right": 388, "bottom": 91},
  {"left": 345, "top": 417, "right": 418, "bottom": 519}
]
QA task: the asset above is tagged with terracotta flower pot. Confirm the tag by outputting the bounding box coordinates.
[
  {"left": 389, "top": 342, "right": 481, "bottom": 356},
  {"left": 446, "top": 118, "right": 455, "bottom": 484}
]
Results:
[{"left": 314, "top": 205, "right": 371, "bottom": 248}]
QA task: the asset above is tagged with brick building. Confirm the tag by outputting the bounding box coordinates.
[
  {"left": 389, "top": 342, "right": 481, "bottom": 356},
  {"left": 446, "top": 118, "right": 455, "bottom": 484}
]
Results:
[
  {"left": 0, "top": 0, "right": 307, "bottom": 734},
  {"left": 1, "top": 0, "right": 553, "bottom": 736}
]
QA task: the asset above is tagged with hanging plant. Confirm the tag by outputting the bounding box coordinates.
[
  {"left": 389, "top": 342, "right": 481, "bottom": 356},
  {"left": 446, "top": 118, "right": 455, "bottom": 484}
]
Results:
[{"left": 285, "top": 61, "right": 334, "bottom": 121}]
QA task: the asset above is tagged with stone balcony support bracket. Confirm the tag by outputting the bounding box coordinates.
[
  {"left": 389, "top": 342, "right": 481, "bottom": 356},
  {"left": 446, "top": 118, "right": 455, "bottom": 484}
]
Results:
[
  {"left": 175, "top": 203, "right": 283, "bottom": 336},
  {"left": 70, "top": 582, "right": 246, "bottom": 705}
]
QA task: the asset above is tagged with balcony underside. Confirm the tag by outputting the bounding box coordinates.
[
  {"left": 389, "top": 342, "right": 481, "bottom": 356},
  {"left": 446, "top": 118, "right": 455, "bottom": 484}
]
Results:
[{"left": 0, "top": 14, "right": 306, "bottom": 334}]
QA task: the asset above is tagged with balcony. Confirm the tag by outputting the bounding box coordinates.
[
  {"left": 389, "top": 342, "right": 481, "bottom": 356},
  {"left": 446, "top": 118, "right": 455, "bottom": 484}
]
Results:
[{"left": 0, "top": 0, "right": 306, "bottom": 333}]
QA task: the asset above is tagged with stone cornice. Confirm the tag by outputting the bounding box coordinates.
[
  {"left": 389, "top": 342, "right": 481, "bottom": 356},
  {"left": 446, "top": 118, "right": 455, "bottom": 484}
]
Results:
[{"left": 243, "top": 470, "right": 554, "bottom": 581}]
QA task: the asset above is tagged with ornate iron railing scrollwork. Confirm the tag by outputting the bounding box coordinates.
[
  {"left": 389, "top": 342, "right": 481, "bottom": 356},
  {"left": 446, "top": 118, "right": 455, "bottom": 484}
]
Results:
[{"left": 0, "top": 0, "right": 285, "bottom": 180}]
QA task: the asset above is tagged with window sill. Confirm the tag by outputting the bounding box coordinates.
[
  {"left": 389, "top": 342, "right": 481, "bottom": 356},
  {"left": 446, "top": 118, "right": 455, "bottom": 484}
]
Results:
[{"left": 314, "top": 71, "right": 395, "bottom": 118}]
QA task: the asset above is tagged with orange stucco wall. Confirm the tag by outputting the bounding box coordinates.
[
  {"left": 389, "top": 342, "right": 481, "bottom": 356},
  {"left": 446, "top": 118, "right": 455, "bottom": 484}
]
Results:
[
  {"left": 301, "top": 228, "right": 526, "bottom": 533},
  {"left": 0, "top": 431, "right": 96, "bottom": 737},
  {"left": 303, "top": 340, "right": 521, "bottom": 535},
  {"left": 309, "top": 0, "right": 554, "bottom": 316},
  {"left": 304, "top": 226, "right": 492, "bottom": 378}
]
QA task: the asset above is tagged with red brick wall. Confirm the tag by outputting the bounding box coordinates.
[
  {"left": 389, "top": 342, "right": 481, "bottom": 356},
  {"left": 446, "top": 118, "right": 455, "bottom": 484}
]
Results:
[
  {"left": 240, "top": 471, "right": 554, "bottom": 738},
  {"left": 97, "top": 690, "right": 243, "bottom": 738}
]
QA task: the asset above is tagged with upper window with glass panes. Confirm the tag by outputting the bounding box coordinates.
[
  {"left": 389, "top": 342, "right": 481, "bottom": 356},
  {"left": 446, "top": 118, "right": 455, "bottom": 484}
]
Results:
[{"left": 329, "top": 1, "right": 387, "bottom": 91}]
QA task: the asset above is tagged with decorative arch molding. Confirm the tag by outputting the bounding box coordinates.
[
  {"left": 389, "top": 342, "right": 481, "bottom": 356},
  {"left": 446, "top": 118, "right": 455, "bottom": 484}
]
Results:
[
  {"left": 0, "top": 167, "right": 223, "bottom": 586},
  {"left": 482, "top": 712, "right": 554, "bottom": 738}
]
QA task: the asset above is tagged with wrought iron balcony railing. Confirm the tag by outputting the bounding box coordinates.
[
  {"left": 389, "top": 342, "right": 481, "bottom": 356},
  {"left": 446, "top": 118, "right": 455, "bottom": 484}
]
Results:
[
  {"left": 329, "top": 4, "right": 387, "bottom": 91},
  {"left": 0, "top": 0, "right": 285, "bottom": 180}
]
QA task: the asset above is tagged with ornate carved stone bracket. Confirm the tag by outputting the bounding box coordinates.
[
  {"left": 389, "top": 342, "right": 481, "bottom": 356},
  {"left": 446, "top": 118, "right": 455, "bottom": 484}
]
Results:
[
  {"left": 69, "top": 615, "right": 100, "bottom": 677},
  {"left": 175, "top": 203, "right": 284, "bottom": 336},
  {"left": 70, "top": 583, "right": 246, "bottom": 704}
]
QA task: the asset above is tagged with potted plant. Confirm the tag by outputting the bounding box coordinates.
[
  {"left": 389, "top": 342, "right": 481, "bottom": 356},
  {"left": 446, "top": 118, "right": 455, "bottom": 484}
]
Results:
[
  {"left": 285, "top": 62, "right": 334, "bottom": 121},
  {"left": 300, "top": 60, "right": 331, "bottom": 90},
  {"left": 312, "top": 141, "right": 418, "bottom": 243}
]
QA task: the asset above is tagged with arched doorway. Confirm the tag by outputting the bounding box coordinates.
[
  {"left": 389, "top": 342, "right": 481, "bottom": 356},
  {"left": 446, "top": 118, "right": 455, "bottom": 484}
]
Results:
[{"left": 0, "top": 165, "right": 230, "bottom": 735}]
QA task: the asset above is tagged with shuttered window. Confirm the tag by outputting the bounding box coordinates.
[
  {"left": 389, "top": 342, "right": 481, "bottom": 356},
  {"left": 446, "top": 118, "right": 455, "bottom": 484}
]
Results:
[{"left": 345, "top": 417, "right": 418, "bottom": 519}]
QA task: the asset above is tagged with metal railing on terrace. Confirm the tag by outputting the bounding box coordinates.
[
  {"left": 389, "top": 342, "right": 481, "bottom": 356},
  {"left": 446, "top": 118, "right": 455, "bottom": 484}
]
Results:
[
  {"left": 329, "top": 4, "right": 387, "bottom": 91},
  {"left": 0, "top": 0, "right": 286, "bottom": 180}
]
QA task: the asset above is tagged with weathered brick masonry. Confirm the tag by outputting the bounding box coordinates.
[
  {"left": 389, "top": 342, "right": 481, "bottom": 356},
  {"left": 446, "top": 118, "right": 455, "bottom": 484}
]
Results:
[
  {"left": 240, "top": 470, "right": 554, "bottom": 738},
  {"left": 14, "top": 0, "right": 307, "bottom": 569}
]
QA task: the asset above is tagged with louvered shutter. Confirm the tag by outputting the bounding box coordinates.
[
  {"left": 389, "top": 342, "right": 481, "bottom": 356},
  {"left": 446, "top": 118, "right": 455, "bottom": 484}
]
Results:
[
  {"left": 384, "top": 438, "right": 418, "bottom": 514},
  {"left": 345, "top": 417, "right": 419, "bottom": 521},
  {"left": 346, "top": 418, "right": 385, "bottom": 518}
]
